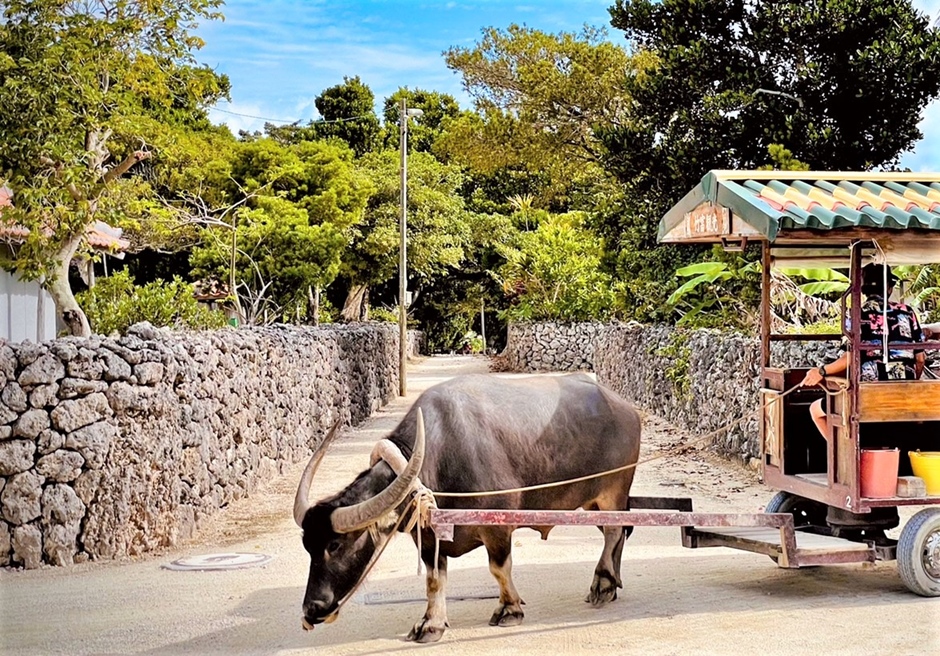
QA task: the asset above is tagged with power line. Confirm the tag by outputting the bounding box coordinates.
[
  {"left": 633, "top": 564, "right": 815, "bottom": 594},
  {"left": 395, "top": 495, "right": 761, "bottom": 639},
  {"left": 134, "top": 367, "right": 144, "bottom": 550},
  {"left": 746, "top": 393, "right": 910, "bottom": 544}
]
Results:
[{"left": 210, "top": 106, "right": 375, "bottom": 125}]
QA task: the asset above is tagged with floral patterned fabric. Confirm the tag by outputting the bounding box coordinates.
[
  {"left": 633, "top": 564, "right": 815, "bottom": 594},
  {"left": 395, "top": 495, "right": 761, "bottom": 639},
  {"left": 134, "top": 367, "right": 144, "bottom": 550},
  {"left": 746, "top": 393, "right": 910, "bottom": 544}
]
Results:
[{"left": 857, "top": 295, "right": 924, "bottom": 381}]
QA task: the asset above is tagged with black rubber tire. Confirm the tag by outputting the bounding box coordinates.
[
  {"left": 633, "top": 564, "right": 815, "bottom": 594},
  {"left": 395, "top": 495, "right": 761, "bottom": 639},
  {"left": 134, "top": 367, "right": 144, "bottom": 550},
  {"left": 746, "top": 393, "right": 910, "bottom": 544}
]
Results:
[
  {"left": 764, "top": 491, "right": 828, "bottom": 528},
  {"left": 897, "top": 508, "right": 940, "bottom": 597}
]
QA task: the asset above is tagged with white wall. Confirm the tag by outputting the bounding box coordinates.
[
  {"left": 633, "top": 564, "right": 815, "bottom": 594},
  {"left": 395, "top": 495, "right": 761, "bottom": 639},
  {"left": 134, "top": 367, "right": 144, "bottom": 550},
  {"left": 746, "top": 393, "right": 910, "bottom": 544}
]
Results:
[{"left": 0, "top": 271, "right": 57, "bottom": 342}]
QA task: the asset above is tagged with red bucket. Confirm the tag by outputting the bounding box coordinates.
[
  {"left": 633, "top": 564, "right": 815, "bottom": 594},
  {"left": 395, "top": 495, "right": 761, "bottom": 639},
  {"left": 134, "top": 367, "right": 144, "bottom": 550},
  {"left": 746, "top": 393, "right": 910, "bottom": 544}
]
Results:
[{"left": 860, "top": 448, "right": 899, "bottom": 498}]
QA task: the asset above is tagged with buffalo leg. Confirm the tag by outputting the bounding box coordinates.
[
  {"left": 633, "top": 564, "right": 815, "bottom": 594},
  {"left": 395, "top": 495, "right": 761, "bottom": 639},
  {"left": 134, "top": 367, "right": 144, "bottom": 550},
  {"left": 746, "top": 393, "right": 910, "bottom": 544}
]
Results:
[
  {"left": 407, "top": 552, "right": 449, "bottom": 643},
  {"left": 483, "top": 528, "right": 525, "bottom": 626},
  {"left": 587, "top": 494, "right": 633, "bottom": 606}
]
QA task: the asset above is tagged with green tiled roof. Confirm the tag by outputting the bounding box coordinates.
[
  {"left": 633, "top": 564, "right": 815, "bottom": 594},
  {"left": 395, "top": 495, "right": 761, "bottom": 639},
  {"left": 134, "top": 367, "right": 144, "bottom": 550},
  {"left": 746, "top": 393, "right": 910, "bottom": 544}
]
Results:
[{"left": 659, "top": 171, "right": 940, "bottom": 242}]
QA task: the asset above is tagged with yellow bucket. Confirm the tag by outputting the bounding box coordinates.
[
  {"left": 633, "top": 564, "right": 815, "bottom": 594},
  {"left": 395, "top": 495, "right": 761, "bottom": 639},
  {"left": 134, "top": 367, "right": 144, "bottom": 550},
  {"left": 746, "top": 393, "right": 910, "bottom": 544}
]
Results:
[{"left": 909, "top": 451, "right": 940, "bottom": 495}]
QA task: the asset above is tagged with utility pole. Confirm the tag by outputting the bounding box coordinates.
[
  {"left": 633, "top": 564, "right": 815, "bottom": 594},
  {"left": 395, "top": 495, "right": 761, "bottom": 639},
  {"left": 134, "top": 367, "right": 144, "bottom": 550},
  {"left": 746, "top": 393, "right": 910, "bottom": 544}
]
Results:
[{"left": 399, "top": 100, "right": 423, "bottom": 396}]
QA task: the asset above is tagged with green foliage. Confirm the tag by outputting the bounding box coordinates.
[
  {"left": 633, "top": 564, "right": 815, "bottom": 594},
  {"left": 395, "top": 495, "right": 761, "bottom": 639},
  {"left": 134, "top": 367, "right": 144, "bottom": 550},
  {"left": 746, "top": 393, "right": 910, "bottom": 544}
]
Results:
[
  {"left": 77, "top": 270, "right": 226, "bottom": 335},
  {"left": 606, "top": 0, "right": 940, "bottom": 176},
  {"left": 665, "top": 247, "right": 761, "bottom": 329},
  {"left": 345, "top": 150, "right": 472, "bottom": 289},
  {"left": 655, "top": 331, "right": 692, "bottom": 399},
  {"left": 313, "top": 76, "right": 381, "bottom": 157},
  {"left": 497, "top": 212, "right": 617, "bottom": 322},
  {"left": 595, "top": 0, "right": 940, "bottom": 326},
  {"left": 0, "top": 0, "right": 228, "bottom": 334},
  {"left": 782, "top": 319, "right": 842, "bottom": 335},
  {"left": 897, "top": 264, "right": 940, "bottom": 322},
  {"left": 368, "top": 306, "right": 399, "bottom": 324},
  {"left": 778, "top": 267, "right": 849, "bottom": 297},
  {"left": 458, "top": 331, "right": 486, "bottom": 354},
  {"left": 383, "top": 88, "right": 462, "bottom": 154},
  {"left": 441, "top": 25, "right": 633, "bottom": 208},
  {"left": 758, "top": 144, "right": 811, "bottom": 172},
  {"left": 189, "top": 137, "right": 371, "bottom": 321}
]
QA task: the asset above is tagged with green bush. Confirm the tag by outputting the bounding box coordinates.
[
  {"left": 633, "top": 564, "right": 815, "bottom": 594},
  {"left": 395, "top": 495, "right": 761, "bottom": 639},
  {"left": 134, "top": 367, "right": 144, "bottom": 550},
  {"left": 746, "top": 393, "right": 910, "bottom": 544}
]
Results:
[
  {"left": 369, "top": 306, "right": 400, "bottom": 324},
  {"left": 458, "top": 331, "right": 485, "bottom": 354},
  {"left": 497, "top": 212, "right": 617, "bottom": 322},
  {"left": 77, "top": 270, "right": 227, "bottom": 335}
]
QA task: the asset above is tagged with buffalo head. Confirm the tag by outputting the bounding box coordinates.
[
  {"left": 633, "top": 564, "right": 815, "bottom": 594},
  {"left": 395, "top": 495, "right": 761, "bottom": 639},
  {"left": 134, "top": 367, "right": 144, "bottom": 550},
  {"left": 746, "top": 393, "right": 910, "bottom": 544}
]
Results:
[{"left": 294, "top": 411, "right": 425, "bottom": 629}]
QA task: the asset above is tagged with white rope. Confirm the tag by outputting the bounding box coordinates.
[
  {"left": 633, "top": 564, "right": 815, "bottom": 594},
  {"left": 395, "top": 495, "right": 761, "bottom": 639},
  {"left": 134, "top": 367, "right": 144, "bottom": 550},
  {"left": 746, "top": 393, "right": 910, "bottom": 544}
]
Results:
[
  {"left": 401, "top": 483, "right": 440, "bottom": 578},
  {"left": 873, "top": 240, "right": 890, "bottom": 366}
]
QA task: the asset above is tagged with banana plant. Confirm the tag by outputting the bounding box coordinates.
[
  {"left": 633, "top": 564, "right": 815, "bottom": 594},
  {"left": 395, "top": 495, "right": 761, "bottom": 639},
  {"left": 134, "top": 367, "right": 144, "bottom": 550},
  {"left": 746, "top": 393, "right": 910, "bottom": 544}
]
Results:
[
  {"left": 777, "top": 267, "right": 849, "bottom": 297},
  {"left": 895, "top": 265, "right": 940, "bottom": 322},
  {"left": 667, "top": 260, "right": 760, "bottom": 327}
]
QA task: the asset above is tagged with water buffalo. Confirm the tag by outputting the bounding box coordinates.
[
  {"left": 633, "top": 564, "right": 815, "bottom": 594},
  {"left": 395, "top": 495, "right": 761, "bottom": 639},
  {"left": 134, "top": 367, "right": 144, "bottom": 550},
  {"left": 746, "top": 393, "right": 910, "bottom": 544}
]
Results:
[{"left": 294, "top": 373, "right": 641, "bottom": 642}]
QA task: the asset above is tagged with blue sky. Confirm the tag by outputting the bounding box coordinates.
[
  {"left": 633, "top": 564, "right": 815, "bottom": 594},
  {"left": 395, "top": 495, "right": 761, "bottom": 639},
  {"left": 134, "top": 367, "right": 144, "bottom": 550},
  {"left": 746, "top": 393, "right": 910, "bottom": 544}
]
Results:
[{"left": 199, "top": 0, "right": 940, "bottom": 171}]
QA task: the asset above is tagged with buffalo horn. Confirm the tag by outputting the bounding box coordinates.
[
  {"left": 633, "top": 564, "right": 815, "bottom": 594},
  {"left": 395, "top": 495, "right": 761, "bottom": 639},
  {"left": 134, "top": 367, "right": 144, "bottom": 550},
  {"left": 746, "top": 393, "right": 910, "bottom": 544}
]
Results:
[
  {"left": 330, "top": 409, "right": 426, "bottom": 534},
  {"left": 293, "top": 418, "right": 343, "bottom": 527}
]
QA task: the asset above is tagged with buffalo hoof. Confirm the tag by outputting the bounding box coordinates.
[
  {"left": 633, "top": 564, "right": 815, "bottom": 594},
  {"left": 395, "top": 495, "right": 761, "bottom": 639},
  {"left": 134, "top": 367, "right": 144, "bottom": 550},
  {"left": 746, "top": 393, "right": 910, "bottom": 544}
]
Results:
[
  {"left": 407, "top": 618, "right": 446, "bottom": 643},
  {"left": 488, "top": 603, "right": 525, "bottom": 627},
  {"left": 586, "top": 575, "right": 619, "bottom": 606}
]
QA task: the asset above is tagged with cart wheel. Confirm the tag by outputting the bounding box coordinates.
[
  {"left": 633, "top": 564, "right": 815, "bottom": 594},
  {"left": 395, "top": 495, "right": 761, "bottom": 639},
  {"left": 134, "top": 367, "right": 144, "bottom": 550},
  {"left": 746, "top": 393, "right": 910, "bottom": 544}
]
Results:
[
  {"left": 764, "top": 491, "right": 828, "bottom": 528},
  {"left": 897, "top": 508, "right": 940, "bottom": 597}
]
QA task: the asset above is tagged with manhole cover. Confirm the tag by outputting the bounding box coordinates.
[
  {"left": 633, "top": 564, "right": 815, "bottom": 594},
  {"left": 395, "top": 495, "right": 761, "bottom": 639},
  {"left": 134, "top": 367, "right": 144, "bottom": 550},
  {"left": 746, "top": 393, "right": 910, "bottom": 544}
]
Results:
[{"left": 162, "top": 552, "right": 274, "bottom": 571}]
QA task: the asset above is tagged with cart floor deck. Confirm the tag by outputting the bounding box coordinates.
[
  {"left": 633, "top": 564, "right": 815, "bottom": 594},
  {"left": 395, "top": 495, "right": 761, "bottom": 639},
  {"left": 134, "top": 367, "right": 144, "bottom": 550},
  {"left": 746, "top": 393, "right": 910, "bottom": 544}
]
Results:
[{"left": 685, "top": 526, "right": 876, "bottom": 567}]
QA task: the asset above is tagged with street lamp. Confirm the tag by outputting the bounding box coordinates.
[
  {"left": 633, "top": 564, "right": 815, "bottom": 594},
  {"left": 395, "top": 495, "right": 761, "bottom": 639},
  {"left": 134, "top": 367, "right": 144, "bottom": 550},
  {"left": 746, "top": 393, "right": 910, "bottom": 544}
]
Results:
[{"left": 399, "top": 100, "right": 423, "bottom": 396}]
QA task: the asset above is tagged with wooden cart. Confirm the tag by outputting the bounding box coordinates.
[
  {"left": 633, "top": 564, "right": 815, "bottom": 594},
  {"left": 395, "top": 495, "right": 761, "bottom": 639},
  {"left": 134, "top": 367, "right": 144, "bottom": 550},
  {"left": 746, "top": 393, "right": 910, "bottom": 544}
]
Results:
[{"left": 430, "top": 171, "right": 940, "bottom": 597}]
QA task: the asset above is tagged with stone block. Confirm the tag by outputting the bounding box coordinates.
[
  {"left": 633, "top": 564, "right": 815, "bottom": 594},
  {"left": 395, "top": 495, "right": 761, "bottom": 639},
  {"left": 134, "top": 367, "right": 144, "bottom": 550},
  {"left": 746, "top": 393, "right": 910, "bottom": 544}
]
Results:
[
  {"left": 36, "top": 450, "right": 85, "bottom": 482},
  {"left": 37, "top": 429, "right": 65, "bottom": 454},
  {"left": 134, "top": 362, "right": 165, "bottom": 385},
  {"left": 13, "top": 409, "right": 50, "bottom": 439},
  {"left": 65, "top": 421, "right": 117, "bottom": 469},
  {"left": 12, "top": 523, "right": 42, "bottom": 569},
  {"left": 58, "top": 378, "right": 109, "bottom": 399},
  {"left": 2, "top": 382, "right": 28, "bottom": 413},
  {"left": 29, "top": 383, "right": 59, "bottom": 409},
  {"left": 1, "top": 471, "right": 44, "bottom": 524},
  {"left": 19, "top": 354, "right": 65, "bottom": 387},
  {"left": 0, "top": 439, "right": 36, "bottom": 475},
  {"left": 51, "top": 393, "right": 112, "bottom": 433}
]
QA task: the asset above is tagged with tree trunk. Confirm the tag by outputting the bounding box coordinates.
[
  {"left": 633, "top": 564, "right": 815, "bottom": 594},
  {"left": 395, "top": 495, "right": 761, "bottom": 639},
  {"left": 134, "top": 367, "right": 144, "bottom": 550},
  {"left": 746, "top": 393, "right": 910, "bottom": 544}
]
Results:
[
  {"left": 44, "top": 234, "right": 90, "bottom": 337},
  {"left": 308, "top": 285, "right": 321, "bottom": 326},
  {"left": 340, "top": 284, "right": 368, "bottom": 322}
]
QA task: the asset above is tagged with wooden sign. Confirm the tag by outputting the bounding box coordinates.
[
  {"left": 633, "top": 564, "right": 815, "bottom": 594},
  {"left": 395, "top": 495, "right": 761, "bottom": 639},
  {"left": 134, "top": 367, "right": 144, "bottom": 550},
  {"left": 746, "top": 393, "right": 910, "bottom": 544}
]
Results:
[{"left": 684, "top": 203, "right": 730, "bottom": 238}]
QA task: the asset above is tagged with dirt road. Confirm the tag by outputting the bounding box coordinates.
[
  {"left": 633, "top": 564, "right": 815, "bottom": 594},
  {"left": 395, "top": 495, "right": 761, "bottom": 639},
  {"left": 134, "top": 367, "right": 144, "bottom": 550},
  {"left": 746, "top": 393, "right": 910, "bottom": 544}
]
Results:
[{"left": 2, "top": 356, "right": 937, "bottom": 656}]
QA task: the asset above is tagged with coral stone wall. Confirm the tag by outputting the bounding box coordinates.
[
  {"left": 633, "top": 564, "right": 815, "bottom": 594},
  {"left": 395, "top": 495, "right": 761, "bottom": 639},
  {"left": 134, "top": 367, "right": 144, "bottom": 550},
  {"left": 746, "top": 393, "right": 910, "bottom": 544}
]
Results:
[
  {"left": 0, "top": 323, "right": 416, "bottom": 569},
  {"left": 501, "top": 322, "right": 606, "bottom": 372},
  {"left": 499, "top": 321, "right": 837, "bottom": 462},
  {"left": 594, "top": 323, "right": 839, "bottom": 462}
]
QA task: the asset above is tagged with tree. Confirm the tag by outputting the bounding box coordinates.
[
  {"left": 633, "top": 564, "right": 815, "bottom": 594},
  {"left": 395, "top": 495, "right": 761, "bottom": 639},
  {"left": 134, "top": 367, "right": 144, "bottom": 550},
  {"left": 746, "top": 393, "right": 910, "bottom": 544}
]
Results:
[
  {"left": 603, "top": 0, "right": 940, "bottom": 207},
  {"left": 607, "top": 0, "right": 940, "bottom": 176},
  {"left": 0, "top": 0, "right": 228, "bottom": 336},
  {"left": 596, "top": 0, "right": 940, "bottom": 321},
  {"left": 445, "top": 25, "right": 638, "bottom": 163},
  {"left": 441, "top": 25, "right": 643, "bottom": 209},
  {"left": 382, "top": 88, "right": 462, "bottom": 154},
  {"left": 190, "top": 138, "right": 371, "bottom": 323},
  {"left": 496, "top": 211, "right": 618, "bottom": 322},
  {"left": 340, "top": 150, "right": 472, "bottom": 321},
  {"left": 312, "top": 76, "right": 381, "bottom": 157}
]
